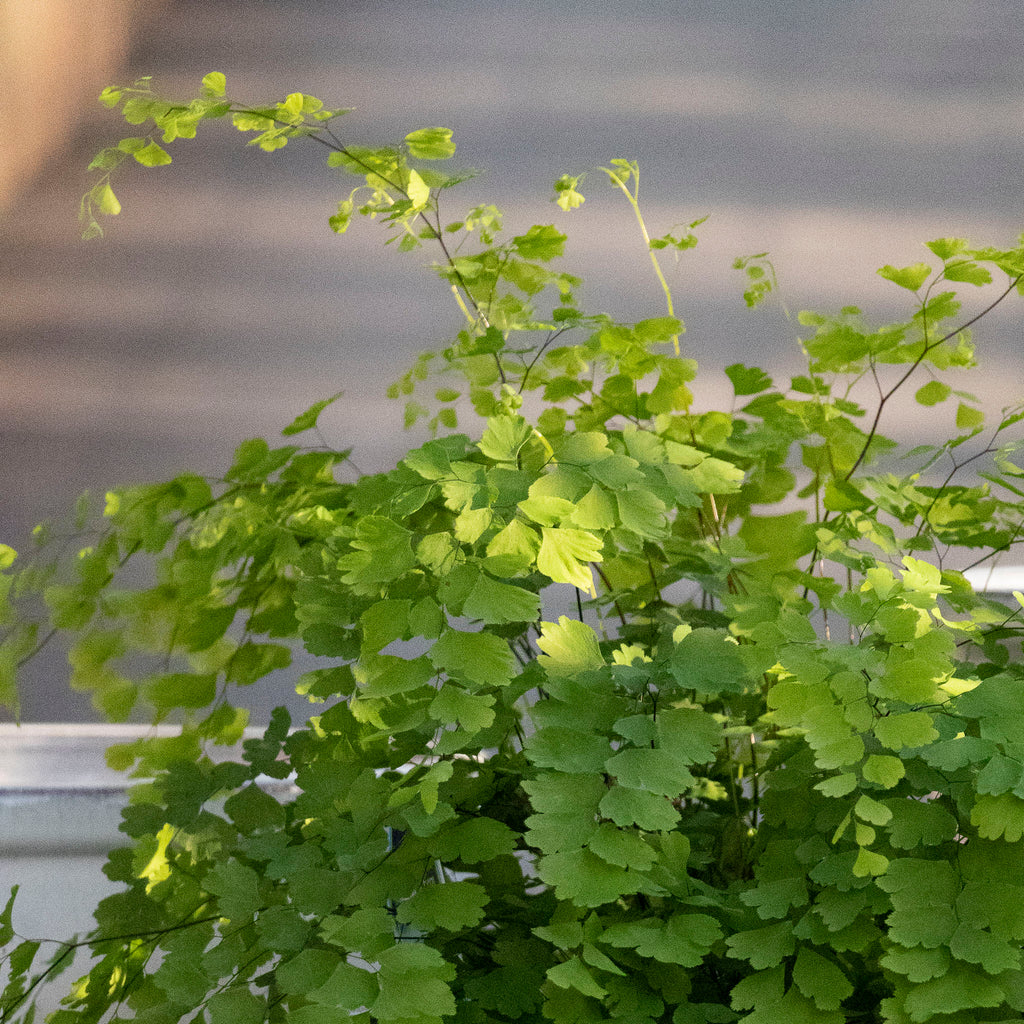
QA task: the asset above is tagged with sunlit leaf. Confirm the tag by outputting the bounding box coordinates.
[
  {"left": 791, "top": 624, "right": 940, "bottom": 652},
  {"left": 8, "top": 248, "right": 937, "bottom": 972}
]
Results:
[
  {"left": 133, "top": 141, "right": 173, "bottom": 167},
  {"left": 405, "top": 126, "right": 456, "bottom": 160},
  {"left": 201, "top": 71, "right": 227, "bottom": 97},
  {"left": 877, "top": 262, "right": 932, "bottom": 291}
]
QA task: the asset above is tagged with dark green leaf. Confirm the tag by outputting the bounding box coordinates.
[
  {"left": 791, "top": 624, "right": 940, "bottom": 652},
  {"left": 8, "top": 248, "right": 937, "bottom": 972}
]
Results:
[
  {"left": 396, "top": 880, "right": 489, "bottom": 931},
  {"left": 601, "top": 915, "right": 722, "bottom": 967}
]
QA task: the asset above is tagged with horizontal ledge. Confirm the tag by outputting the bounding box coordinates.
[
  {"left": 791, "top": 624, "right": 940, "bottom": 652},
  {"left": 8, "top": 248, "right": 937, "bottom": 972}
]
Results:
[
  {"left": 0, "top": 723, "right": 270, "bottom": 792},
  {"left": 0, "top": 723, "right": 268, "bottom": 739},
  {"left": 961, "top": 567, "right": 1024, "bottom": 594}
]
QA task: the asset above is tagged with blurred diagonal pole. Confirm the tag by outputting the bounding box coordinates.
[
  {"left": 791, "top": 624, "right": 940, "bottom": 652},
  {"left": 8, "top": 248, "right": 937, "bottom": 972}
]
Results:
[{"left": 0, "top": 0, "right": 166, "bottom": 211}]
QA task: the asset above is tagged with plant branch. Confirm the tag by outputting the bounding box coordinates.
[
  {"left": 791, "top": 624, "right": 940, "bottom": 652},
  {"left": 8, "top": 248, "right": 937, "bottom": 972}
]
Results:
[
  {"left": 845, "top": 274, "right": 1022, "bottom": 481},
  {"left": 602, "top": 167, "right": 681, "bottom": 355}
]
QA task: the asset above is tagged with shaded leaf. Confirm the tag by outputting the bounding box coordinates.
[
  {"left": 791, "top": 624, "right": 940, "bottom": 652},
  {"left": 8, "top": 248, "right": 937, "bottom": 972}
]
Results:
[
  {"left": 396, "top": 881, "right": 489, "bottom": 931},
  {"left": 429, "top": 629, "right": 515, "bottom": 689},
  {"left": 601, "top": 915, "right": 722, "bottom": 967},
  {"left": 282, "top": 391, "right": 344, "bottom": 435}
]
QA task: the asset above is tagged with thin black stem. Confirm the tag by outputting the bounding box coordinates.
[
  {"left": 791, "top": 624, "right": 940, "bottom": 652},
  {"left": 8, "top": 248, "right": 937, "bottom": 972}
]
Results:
[
  {"left": 799, "top": 275, "right": 1023, "bottom": 597},
  {"left": 845, "top": 275, "right": 1021, "bottom": 482},
  {"left": 1, "top": 906, "right": 221, "bottom": 1022},
  {"left": 246, "top": 104, "right": 499, "bottom": 377},
  {"left": 960, "top": 515, "right": 1024, "bottom": 574},
  {"left": 15, "top": 539, "right": 143, "bottom": 670},
  {"left": 912, "top": 441, "right": 1000, "bottom": 542},
  {"left": 519, "top": 327, "right": 569, "bottom": 394},
  {"left": 593, "top": 564, "right": 627, "bottom": 629}
]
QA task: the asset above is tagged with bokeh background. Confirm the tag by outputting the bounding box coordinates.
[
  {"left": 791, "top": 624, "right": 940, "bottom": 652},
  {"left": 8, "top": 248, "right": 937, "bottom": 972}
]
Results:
[{"left": 2, "top": 0, "right": 1023, "bottom": 720}]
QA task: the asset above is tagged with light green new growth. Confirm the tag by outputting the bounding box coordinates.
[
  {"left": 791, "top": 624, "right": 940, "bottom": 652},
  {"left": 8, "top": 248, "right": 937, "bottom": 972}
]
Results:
[{"left": 3, "top": 71, "right": 1024, "bottom": 1024}]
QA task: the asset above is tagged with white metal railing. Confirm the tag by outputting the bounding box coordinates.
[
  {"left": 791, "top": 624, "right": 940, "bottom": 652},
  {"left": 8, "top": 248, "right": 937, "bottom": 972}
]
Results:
[
  {"left": 961, "top": 566, "right": 1024, "bottom": 596},
  {"left": 0, "top": 722, "right": 271, "bottom": 792}
]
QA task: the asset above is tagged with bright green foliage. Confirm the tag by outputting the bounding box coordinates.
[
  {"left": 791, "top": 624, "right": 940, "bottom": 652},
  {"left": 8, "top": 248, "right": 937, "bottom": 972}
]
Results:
[{"left": 5, "top": 73, "right": 1024, "bottom": 1024}]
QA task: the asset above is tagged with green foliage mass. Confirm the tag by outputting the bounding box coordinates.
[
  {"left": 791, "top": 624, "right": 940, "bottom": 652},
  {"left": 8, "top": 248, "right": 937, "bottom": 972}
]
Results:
[{"left": 5, "top": 73, "right": 1024, "bottom": 1023}]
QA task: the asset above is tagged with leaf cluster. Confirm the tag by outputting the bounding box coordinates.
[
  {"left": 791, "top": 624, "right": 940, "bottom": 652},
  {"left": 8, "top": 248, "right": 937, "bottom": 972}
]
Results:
[{"left": 5, "top": 75, "right": 1024, "bottom": 1024}]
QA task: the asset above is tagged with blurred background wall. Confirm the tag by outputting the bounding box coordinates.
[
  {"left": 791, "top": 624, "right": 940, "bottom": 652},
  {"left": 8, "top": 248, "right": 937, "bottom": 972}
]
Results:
[
  {"left": 0, "top": 0, "right": 166, "bottom": 209},
  {"left": 2, "top": 0, "right": 1023, "bottom": 721}
]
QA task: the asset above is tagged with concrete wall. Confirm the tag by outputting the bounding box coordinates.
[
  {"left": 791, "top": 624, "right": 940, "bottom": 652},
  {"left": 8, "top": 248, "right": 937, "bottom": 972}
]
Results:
[{"left": 0, "top": 0, "right": 165, "bottom": 209}]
